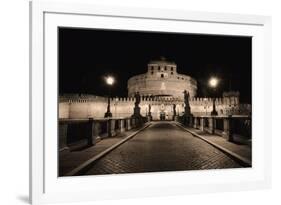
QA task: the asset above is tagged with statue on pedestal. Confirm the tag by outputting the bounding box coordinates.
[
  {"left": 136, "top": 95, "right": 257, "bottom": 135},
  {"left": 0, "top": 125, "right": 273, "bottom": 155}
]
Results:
[
  {"left": 183, "top": 90, "right": 193, "bottom": 125},
  {"left": 172, "top": 104, "right": 177, "bottom": 120},
  {"left": 183, "top": 90, "right": 191, "bottom": 116},
  {"left": 131, "top": 92, "right": 142, "bottom": 118},
  {"left": 135, "top": 92, "right": 141, "bottom": 106}
]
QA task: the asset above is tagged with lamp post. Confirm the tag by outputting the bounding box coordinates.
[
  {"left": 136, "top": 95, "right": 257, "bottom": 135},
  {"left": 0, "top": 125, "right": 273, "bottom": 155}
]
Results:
[
  {"left": 203, "top": 98, "right": 208, "bottom": 116},
  {"left": 104, "top": 76, "right": 115, "bottom": 118},
  {"left": 114, "top": 98, "right": 118, "bottom": 117},
  {"left": 145, "top": 106, "right": 148, "bottom": 116},
  {"left": 209, "top": 77, "right": 218, "bottom": 116}
]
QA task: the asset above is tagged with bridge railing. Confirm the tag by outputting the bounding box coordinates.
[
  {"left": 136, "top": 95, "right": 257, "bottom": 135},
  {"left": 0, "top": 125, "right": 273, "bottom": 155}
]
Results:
[
  {"left": 59, "top": 116, "right": 148, "bottom": 151},
  {"left": 177, "top": 115, "right": 251, "bottom": 144}
]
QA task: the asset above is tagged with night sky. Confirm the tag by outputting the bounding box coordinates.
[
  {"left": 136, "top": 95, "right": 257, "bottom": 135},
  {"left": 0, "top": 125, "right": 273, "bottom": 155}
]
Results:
[{"left": 59, "top": 27, "right": 252, "bottom": 103}]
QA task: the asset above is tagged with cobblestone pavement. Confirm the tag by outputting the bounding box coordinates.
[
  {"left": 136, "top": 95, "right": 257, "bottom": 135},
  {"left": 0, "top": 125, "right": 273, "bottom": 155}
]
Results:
[
  {"left": 185, "top": 127, "right": 252, "bottom": 161},
  {"left": 59, "top": 128, "right": 142, "bottom": 176},
  {"left": 83, "top": 122, "right": 242, "bottom": 175}
]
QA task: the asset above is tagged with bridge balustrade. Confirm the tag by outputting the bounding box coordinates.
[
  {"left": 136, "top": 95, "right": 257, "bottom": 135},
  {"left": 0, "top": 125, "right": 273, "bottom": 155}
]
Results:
[
  {"left": 176, "top": 115, "right": 251, "bottom": 143},
  {"left": 58, "top": 116, "right": 147, "bottom": 151}
]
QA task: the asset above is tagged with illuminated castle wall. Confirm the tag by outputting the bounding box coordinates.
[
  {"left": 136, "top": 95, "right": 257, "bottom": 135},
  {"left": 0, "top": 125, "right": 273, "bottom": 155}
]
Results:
[
  {"left": 59, "top": 92, "right": 250, "bottom": 120},
  {"left": 59, "top": 58, "right": 251, "bottom": 120}
]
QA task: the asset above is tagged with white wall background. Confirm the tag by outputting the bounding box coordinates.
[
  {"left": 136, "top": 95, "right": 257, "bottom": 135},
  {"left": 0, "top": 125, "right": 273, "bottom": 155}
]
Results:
[{"left": 0, "top": 0, "right": 279, "bottom": 204}]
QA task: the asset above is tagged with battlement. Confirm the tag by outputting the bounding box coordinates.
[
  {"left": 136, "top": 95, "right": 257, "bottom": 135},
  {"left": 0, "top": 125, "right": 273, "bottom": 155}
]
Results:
[
  {"left": 190, "top": 97, "right": 224, "bottom": 105},
  {"left": 60, "top": 94, "right": 107, "bottom": 103},
  {"left": 59, "top": 94, "right": 183, "bottom": 103},
  {"left": 59, "top": 92, "right": 247, "bottom": 120},
  {"left": 60, "top": 93, "right": 239, "bottom": 106}
]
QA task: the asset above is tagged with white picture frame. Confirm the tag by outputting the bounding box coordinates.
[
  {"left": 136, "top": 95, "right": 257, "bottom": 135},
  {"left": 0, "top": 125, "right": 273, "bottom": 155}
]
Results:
[{"left": 30, "top": 1, "right": 272, "bottom": 204}]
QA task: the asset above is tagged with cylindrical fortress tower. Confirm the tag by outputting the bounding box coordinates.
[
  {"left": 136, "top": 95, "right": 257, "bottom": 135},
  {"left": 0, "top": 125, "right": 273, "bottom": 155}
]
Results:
[{"left": 127, "top": 57, "right": 197, "bottom": 98}]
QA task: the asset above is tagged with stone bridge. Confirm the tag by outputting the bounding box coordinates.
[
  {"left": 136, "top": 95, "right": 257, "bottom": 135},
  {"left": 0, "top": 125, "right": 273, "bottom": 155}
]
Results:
[{"left": 59, "top": 115, "right": 251, "bottom": 176}]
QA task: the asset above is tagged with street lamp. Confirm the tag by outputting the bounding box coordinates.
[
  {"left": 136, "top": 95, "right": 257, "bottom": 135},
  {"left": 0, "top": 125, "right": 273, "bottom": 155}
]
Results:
[
  {"left": 209, "top": 77, "right": 218, "bottom": 88},
  {"left": 104, "top": 76, "right": 115, "bottom": 118},
  {"left": 209, "top": 77, "right": 219, "bottom": 116},
  {"left": 106, "top": 76, "right": 114, "bottom": 85},
  {"left": 114, "top": 98, "right": 118, "bottom": 117}
]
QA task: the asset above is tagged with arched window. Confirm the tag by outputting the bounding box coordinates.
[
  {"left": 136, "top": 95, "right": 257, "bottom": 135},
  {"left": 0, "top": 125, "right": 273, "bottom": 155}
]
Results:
[{"left": 161, "top": 74, "right": 164, "bottom": 78}]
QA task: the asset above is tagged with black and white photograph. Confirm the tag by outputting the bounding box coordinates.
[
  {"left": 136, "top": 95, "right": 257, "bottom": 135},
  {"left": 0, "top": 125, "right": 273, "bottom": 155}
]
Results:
[
  {"left": 1, "top": 0, "right": 276, "bottom": 204},
  {"left": 58, "top": 27, "right": 252, "bottom": 177}
]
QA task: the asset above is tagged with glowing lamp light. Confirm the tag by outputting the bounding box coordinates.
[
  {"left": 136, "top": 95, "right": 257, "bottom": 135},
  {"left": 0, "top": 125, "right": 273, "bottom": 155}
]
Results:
[
  {"left": 105, "top": 76, "right": 115, "bottom": 85},
  {"left": 209, "top": 77, "right": 219, "bottom": 88}
]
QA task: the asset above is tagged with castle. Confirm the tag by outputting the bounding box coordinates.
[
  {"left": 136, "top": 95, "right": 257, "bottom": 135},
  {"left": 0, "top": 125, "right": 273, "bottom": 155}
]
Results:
[
  {"left": 128, "top": 57, "right": 197, "bottom": 98},
  {"left": 59, "top": 58, "right": 251, "bottom": 120}
]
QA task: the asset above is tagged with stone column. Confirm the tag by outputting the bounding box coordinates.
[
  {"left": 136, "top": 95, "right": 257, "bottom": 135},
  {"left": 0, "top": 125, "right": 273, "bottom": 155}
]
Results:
[
  {"left": 120, "top": 119, "right": 125, "bottom": 133},
  {"left": 107, "top": 119, "right": 116, "bottom": 137},
  {"left": 200, "top": 117, "right": 204, "bottom": 131},
  {"left": 115, "top": 119, "right": 120, "bottom": 134},
  {"left": 131, "top": 118, "right": 136, "bottom": 128},
  {"left": 59, "top": 121, "right": 69, "bottom": 151},
  {"left": 135, "top": 118, "right": 139, "bottom": 127},
  {"left": 197, "top": 118, "right": 200, "bottom": 129},
  {"left": 92, "top": 121, "right": 101, "bottom": 145},
  {"left": 222, "top": 117, "right": 234, "bottom": 142},
  {"left": 193, "top": 117, "right": 198, "bottom": 129},
  {"left": 208, "top": 117, "right": 215, "bottom": 134},
  {"left": 87, "top": 118, "right": 95, "bottom": 146},
  {"left": 111, "top": 119, "right": 116, "bottom": 136},
  {"left": 126, "top": 118, "right": 131, "bottom": 130}
]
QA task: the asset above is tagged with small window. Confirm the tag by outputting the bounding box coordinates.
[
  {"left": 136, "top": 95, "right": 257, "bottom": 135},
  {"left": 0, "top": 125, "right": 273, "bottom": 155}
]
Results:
[
  {"left": 177, "top": 77, "right": 180, "bottom": 79},
  {"left": 171, "top": 67, "right": 174, "bottom": 71},
  {"left": 151, "top": 71, "right": 154, "bottom": 75},
  {"left": 158, "top": 66, "right": 161, "bottom": 71},
  {"left": 164, "top": 66, "right": 167, "bottom": 71},
  {"left": 182, "top": 78, "right": 184, "bottom": 80},
  {"left": 171, "top": 72, "right": 174, "bottom": 75},
  {"left": 161, "top": 74, "right": 164, "bottom": 78}
]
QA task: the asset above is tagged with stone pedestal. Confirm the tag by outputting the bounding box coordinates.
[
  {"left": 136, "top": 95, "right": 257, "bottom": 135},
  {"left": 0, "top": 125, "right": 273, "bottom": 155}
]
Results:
[
  {"left": 208, "top": 117, "right": 215, "bottom": 134},
  {"left": 200, "top": 118, "right": 204, "bottom": 131},
  {"left": 92, "top": 121, "right": 101, "bottom": 145},
  {"left": 189, "top": 116, "right": 193, "bottom": 127},
  {"left": 193, "top": 117, "right": 198, "bottom": 129},
  {"left": 119, "top": 119, "right": 125, "bottom": 133},
  {"left": 126, "top": 118, "right": 131, "bottom": 130},
  {"left": 59, "top": 122, "right": 69, "bottom": 151},
  {"left": 104, "top": 111, "right": 112, "bottom": 118},
  {"left": 222, "top": 118, "right": 234, "bottom": 142},
  {"left": 86, "top": 118, "right": 95, "bottom": 146},
  {"left": 132, "top": 106, "right": 142, "bottom": 119},
  {"left": 131, "top": 118, "right": 136, "bottom": 128},
  {"left": 107, "top": 119, "right": 116, "bottom": 137},
  {"left": 211, "top": 98, "right": 218, "bottom": 116}
]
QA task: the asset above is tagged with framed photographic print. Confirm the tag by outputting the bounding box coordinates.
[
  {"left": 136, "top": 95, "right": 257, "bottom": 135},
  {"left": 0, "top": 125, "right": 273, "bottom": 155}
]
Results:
[{"left": 30, "top": 1, "right": 271, "bottom": 204}]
